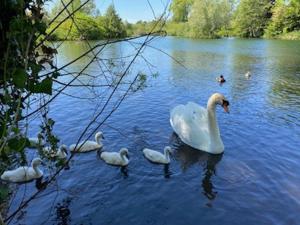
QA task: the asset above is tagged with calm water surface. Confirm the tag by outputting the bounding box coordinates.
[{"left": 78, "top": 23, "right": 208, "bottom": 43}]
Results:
[{"left": 9, "top": 37, "right": 300, "bottom": 225}]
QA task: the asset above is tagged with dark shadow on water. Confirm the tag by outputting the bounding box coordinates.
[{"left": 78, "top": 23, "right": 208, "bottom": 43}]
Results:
[
  {"left": 170, "top": 133, "right": 223, "bottom": 201},
  {"left": 120, "top": 166, "right": 129, "bottom": 178},
  {"left": 143, "top": 155, "right": 172, "bottom": 178},
  {"left": 164, "top": 164, "right": 171, "bottom": 179},
  {"left": 35, "top": 177, "right": 46, "bottom": 190}
]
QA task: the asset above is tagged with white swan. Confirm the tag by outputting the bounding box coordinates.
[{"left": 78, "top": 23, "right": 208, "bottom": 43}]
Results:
[
  {"left": 245, "top": 71, "right": 251, "bottom": 78},
  {"left": 70, "top": 132, "right": 104, "bottom": 153},
  {"left": 143, "top": 146, "right": 172, "bottom": 164},
  {"left": 1, "top": 158, "right": 43, "bottom": 183},
  {"left": 170, "top": 93, "right": 229, "bottom": 154},
  {"left": 100, "top": 148, "right": 129, "bottom": 166},
  {"left": 28, "top": 133, "right": 44, "bottom": 148},
  {"left": 43, "top": 145, "right": 68, "bottom": 159}
]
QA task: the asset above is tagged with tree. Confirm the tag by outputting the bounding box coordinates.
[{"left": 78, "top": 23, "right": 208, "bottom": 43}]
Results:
[
  {"left": 265, "top": 0, "right": 300, "bottom": 38},
  {"left": 232, "top": 0, "right": 273, "bottom": 38},
  {"left": 103, "top": 4, "right": 126, "bottom": 38},
  {"left": 265, "top": 0, "right": 287, "bottom": 37},
  {"left": 51, "top": 0, "right": 96, "bottom": 18},
  {"left": 169, "top": 0, "right": 194, "bottom": 22},
  {"left": 188, "top": 0, "right": 232, "bottom": 38},
  {"left": 284, "top": 0, "right": 300, "bottom": 32}
]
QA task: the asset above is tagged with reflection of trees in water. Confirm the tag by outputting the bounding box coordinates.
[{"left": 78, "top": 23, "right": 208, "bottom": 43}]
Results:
[
  {"left": 266, "top": 41, "right": 300, "bottom": 107},
  {"left": 268, "top": 66, "right": 300, "bottom": 107},
  {"left": 170, "top": 133, "right": 223, "bottom": 200},
  {"left": 270, "top": 73, "right": 300, "bottom": 106}
]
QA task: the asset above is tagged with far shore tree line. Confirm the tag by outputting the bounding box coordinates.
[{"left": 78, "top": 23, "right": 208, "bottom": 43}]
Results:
[{"left": 48, "top": 0, "right": 300, "bottom": 41}]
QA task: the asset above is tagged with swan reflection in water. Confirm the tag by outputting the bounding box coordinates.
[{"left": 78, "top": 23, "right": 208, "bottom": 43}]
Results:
[{"left": 171, "top": 133, "right": 223, "bottom": 201}]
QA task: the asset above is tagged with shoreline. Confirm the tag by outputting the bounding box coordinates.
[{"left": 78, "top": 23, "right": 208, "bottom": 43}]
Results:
[{"left": 47, "top": 33, "right": 300, "bottom": 42}]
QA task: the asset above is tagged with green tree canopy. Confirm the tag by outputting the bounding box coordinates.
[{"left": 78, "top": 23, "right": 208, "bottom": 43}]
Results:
[
  {"left": 188, "top": 0, "right": 232, "bottom": 38},
  {"left": 103, "top": 4, "right": 126, "bottom": 38},
  {"left": 232, "top": 0, "right": 273, "bottom": 38},
  {"left": 169, "top": 0, "right": 194, "bottom": 22},
  {"left": 51, "top": 0, "right": 96, "bottom": 17}
]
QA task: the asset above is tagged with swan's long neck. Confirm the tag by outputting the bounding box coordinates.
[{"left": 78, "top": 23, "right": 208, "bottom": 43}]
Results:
[
  {"left": 207, "top": 97, "right": 220, "bottom": 141},
  {"left": 32, "top": 164, "right": 42, "bottom": 177},
  {"left": 58, "top": 147, "right": 66, "bottom": 158},
  {"left": 96, "top": 135, "right": 102, "bottom": 145},
  {"left": 121, "top": 153, "right": 128, "bottom": 164}
]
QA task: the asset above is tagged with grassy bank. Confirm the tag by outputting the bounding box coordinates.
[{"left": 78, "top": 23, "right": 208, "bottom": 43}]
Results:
[{"left": 276, "top": 31, "right": 300, "bottom": 40}]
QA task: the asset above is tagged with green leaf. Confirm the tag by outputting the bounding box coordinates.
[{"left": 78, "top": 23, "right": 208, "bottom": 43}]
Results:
[
  {"left": 12, "top": 68, "right": 27, "bottom": 88},
  {"left": 8, "top": 137, "right": 29, "bottom": 151},
  {"left": 52, "top": 71, "right": 60, "bottom": 79},
  {"left": 12, "top": 127, "right": 20, "bottom": 134},
  {"left": 36, "top": 21, "right": 47, "bottom": 34},
  {"left": 48, "top": 118, "right": 55, "bottom": 126},
  {"left": 30, "top": 77, "right": 53, "bottom": 95},
  {"left": 39, "top": 77, "right": 53, "bottom": 95},
  {"left": 30, "top": 63, "right": 43, "bottom": 78}
]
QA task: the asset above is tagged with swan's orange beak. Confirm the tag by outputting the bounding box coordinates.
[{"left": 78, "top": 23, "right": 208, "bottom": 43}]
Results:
[
  {"left": 222, "top": 100, "right": 230, "bottom": 113},
  {"left": 223, "top": 105, "right": 230, "bottom": 113}
]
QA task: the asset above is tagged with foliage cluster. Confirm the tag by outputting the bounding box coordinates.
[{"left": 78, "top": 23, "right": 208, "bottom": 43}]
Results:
[
  {"left": 0, "top": 0, "right": 59, "bottom": 171},
  {"left": 48, "top": 2, "right": 126, "bottom": 40},
  {"left": 48, "top": 0, "right": 300, "bottom": 40},
  {"left": 138, "top": 0, "right": 300, "bottom": 39},
  {"left": 264, "top": 0, "right": 300, "bottom": 39}
]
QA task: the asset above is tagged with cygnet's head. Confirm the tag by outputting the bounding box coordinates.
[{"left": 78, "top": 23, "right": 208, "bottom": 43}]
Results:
[
  {"left": 210, "top": 93, "right": 230, "bottom": 113},
  {"left": 164, "top": 146, "right": 172, "bottom": 154},
  {"left": 32, "top": 158, "right": 43, "bottom": 167},
  {"left": 120, "top": 148, "right": 129, "bottom": 156},
  {"left": 59, "top": 144, "right": 68, "bottom": 154},
  {"left": 95, "top": 131, "right": 104, "bottom": 140}
]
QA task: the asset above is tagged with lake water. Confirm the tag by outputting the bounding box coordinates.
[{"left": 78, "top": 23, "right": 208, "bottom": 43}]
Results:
[{"left": 8, "top": 37, "right": 300, "bottom": 225}]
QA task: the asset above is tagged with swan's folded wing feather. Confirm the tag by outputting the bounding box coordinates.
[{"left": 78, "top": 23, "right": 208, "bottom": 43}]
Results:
[
  {"left": 170, "top": 102, "right": 210, "bottom": 150},
  {"left": 101, "top": 152, "right": 122, "bottom": 165},
  {"left": 143, "top": 148, "right": 164, "bottom": 162},
  {"left": 2, "top": 167, "right": 29, "bottom": 182},
  {"left": 70, "top": 141, "right": 100, "bottom": 152}
]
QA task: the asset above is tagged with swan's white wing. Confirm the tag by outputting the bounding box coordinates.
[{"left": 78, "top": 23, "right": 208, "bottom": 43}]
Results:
[
  {"left": 170, "top": 102, "right": 210, "bottom": 151},
  {"left": 143, "top": 148, "right": 168, "bottom": 164},
  {"left": 1, "top": 167, "right": 41, "bottom": 182},
  {"left": 70, "top": 141, "right": 101, "bottom": 152},
  {"left": 100, "top": 152, "right": 125, "bottom": 166}
]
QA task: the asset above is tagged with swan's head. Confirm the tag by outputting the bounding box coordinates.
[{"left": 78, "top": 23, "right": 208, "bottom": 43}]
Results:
[
  {"left": 32, "top": 158, "right": 43, "bottom": 167},
  {"left": 95, "top": 131, "right": 104, "bottom": 140},
  {"left": 59, "top": 144, "right": 68, "bottom": 155},
  {"left": 164, "top": 146, "right": 172, "bottom": 154},
  {"left": 120, "top": 148, "right": 129, "bottom": 157},
  {"left": 210, "top": 93, "right": 230, "bottom": 113}
]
